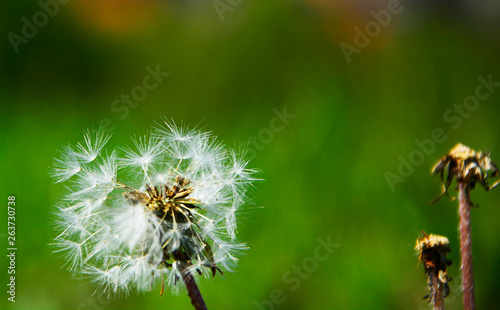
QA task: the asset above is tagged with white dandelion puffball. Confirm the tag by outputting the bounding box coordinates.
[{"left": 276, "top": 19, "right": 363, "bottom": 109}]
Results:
[{"left": 52, "top": 121, "right": 256, "bottom": 294}]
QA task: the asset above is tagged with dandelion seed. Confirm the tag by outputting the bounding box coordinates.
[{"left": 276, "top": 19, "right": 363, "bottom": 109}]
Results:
[
  {"left": 75, "top": 129, "right": 111, "bottom": 163},
  {"left": 52, "top": 146, "right": 82, "bottom": 183},
  {"left": 53, "top": 239, "right": 83, "bottom": 271},
  {"left": 52, "top": 120, "right": 257, "bottom": 309},
  {"left": 121, "top": 135, "right": 163, "bottom": 181}
]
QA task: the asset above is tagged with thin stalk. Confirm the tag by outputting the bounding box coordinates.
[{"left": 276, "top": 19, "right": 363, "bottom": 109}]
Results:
[
  {"left": 180, "top": 264, "right": 208, "bottom": 310},
  {"left": 458, "top": 182, "right": 476, "bottom": 310},
  {"left": 429, "top": 272, "right": 445, "bottom": 310}
]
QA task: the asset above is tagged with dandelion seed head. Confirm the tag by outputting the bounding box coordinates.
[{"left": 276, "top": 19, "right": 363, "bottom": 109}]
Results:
[{"left": 52, "top": 120, "right": 256, "bottom": 295}]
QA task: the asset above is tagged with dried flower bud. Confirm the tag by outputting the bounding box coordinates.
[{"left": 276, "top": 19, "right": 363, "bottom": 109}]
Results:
[
  {"left": 416, "top": 232, "right": 452, "bottom": 308},
  {"left": 431, "top": 143, "right": 500, "bottom": 205}
]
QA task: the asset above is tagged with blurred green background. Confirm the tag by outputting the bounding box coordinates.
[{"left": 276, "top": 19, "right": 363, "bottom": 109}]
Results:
[{"left": 2, "top": 0, "right": 500, "bottom": 309}]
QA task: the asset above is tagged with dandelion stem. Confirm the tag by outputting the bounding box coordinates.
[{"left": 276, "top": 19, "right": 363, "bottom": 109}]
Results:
[
  {"left": 180, "top": 264, "right": 208, "bottom": 310},
  {"left": 429, "top": 272, "right": 445, "bottom": 310},
  {"left": 458, "top": 182, "right": 476, "bottom": 310}
]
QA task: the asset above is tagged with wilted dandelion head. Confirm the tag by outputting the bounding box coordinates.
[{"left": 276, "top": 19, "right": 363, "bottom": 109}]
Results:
[
  {"left": 52, "top": 121, "right": 256, "bottom": 295},
  {"left": 431, "top": 143, "right": 500, "bottom": 205},
  {"left": 415, "top": 232, "right": 452, "bottom": 304},
  {"left": 415, "top": 232, "right": 450, "bottom": 263}
]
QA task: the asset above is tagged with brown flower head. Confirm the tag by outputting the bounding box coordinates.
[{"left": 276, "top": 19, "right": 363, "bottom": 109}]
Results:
[
  {"left": 431, "top": 143, "right": 500, "bottom": 205},
  {"left": 415, "top": 232, "right": 452, "bottom": 305}
]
